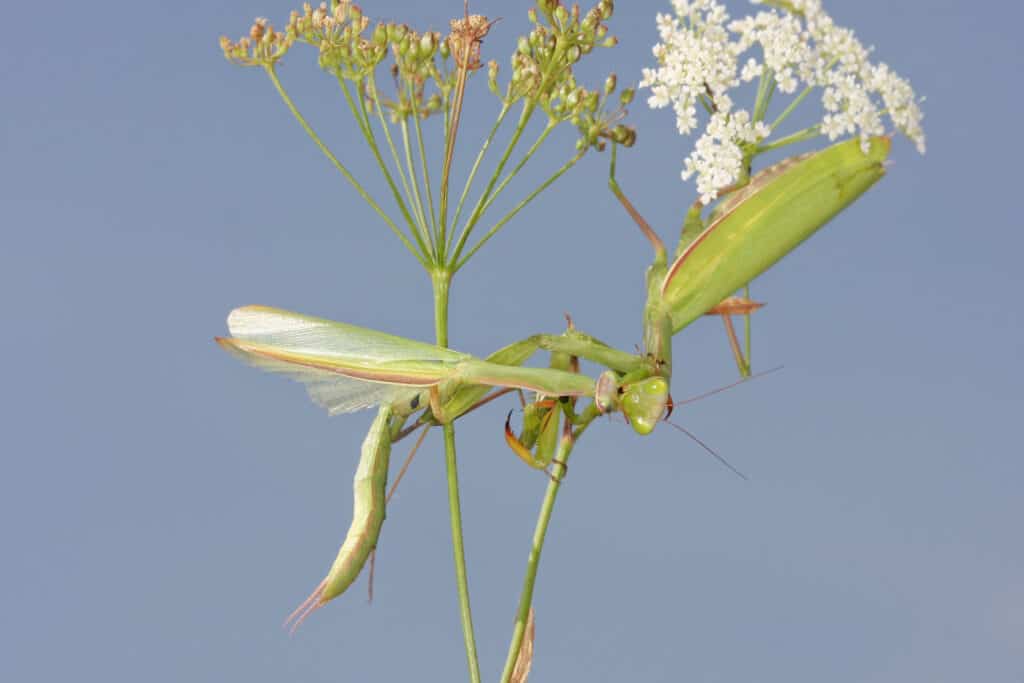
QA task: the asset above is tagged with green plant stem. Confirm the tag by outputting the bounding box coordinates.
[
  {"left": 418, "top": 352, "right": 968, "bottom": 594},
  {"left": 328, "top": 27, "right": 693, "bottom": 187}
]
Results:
[
  {"left": 767, "top": 57, "right": 837, "bottom": 133},
  {"left": 367, "top": 74, "right": 433, "bottom": 251},
  {"left": 400, "top": 118, "right": 432, "bottom": 255},
  {"left": 449, "top": 103, "right": 511, "bottom": 252},
  {"left": 752, "top": 66, "right": 775, "bottom": 123},
  {"left": 450, "top": 102, "right": 537, "bottom": 262},
  {"left": 431, "top": 270, "right": 482, "bottom": 683},
  {"left": 479, "top": 121, "right": 556, "bottom": 217},
  {"left": 499, "top": 410, "right": 598, "bottom": 683},
  {"left": 455, "top": 149, "right": 584, "bottom": 271},
  {"left": 754, "top": 124, "right": 821, "bottom": 155},
  {"left": 264, "top": 66, "right": 425, "bottom": 267},
  {"left": 440, "top": 57, "right": 471, "bottom": 232},
  {"left": 409, "top": 87, "right": 438, "bottom": 246},
  {"left": 767, "top": 82, "right": 815, "bottom": 132},
  {"left": 337, "top": 75, "right": 427, "bottom": 257}
]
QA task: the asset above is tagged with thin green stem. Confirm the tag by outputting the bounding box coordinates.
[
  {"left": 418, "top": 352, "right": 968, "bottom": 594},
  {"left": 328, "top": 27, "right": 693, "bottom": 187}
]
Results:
[
  {"left": 336, "top": 75, "right": 428, "bottom": 257},
  {"left": 431, "top": 270, "right": 482, "bottom": 683},
  {"left": 367, "top": 75, "right": 433, "bottom": 253},
  {"left": 752, "top": 66, "right": 775, "bottom": 123},
  {"left": 767, "top": 83, "right": 816, "bottom": 133},
  {"left": 440, "top": 59, "right": 471, "bottom": 235},
  {"left": 410, "top": 86, "right": 438, "bottom": 249},
  {"left": 451, "top": 102, "right": 537, "bottom": 265},
  {"left": 264, "top": 66, "right": 425, "bottom": 268},
  {"left": 767, "top": 57, "right": 837, "bottom": 133},
  {"left": 499, "top": 409, "right": 599, "bottom": 683},
  {"left": 400, "top": 118, "right": 432, "bottom": 257},
  {"left": 455, "top": 149, "right": 584, "bottom": 271},
  {"left": 755, "top": 124, "right": 821, "bottom": 155},
  {"left": 449, "top": 103, "right": 512, "bottom": 252},
  {"left": 479, "top": 121, "right": 556, "bottom": 217}
]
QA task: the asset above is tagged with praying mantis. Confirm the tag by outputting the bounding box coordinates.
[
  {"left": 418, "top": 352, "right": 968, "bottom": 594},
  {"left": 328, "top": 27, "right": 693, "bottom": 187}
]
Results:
[{"left": 217, "top": 135, "right": 891, "bottom": 623}]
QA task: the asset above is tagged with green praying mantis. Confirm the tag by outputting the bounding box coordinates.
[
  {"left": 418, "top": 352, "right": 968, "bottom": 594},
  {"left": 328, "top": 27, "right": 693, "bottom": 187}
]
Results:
[{"left": 217, "top": 135, "right": 890, "bottom": 626}]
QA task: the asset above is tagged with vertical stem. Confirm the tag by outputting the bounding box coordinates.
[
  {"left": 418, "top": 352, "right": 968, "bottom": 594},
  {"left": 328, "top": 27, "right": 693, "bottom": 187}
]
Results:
[
  {"left": 440, "top": 59, "right": 471, "bottom": 232},
  {"left": 499, "top": 470, "right": 563, "bottom": 683},
  {"left": 431, "top": 270, "right": 482, "bottom": 683},
  {"left": 499, "top": 412, "right": 596, "bottom": 683}
]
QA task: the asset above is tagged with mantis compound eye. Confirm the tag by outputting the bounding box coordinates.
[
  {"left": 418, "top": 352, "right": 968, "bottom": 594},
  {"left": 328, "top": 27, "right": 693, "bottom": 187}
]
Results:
[
  {"left": 621, "top": 377, "right": 669, "bottom": 436},
  {"left": 595, "top": 370, "right": 619, "bottom": 413}
]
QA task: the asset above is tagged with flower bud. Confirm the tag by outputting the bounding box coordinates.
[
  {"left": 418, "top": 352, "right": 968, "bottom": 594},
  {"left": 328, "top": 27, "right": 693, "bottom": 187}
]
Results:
[
  {"left": 602, "top": 36, "right": 617, "bottom": 48},
  {"left": 527, "top": 8, "right": 538, "bottom": 23},
  {"left": 419, "top": 32, "right": 435, "bottom": 58},
  {"left": 439, "top": 38, "right": 450, "bottom": 58},
  {"left": 554, "top": 6, "right": 569, "bottom": 26},
  {"left": 348, "top": 4, "right": 362, "bottom": 23},
  {"left": 619, "top": 87, "right": 635, "bottom": 106},
  {"left": 567, "top": 45, "right": 582, "bottom": 63},
  {"left": 613, "top": 125, "right": 636, "bottom": 147},
  {"left": 373, "top": 23, "right": 387, "bottom": 46},
  {"left": 604, "top": 74, "right": 617, "bottom": 96},
  {"left": 518, "top": 36, "right": 531, "bottom": 55}
]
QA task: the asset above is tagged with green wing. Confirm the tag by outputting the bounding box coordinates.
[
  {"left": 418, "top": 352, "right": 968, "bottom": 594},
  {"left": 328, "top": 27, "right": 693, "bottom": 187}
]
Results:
[
  {"left": 662, "top": 137, "right": 890, "bottom": 333},
  {"left": 217, "top": 305, "right": 469, "bottom": 415}
]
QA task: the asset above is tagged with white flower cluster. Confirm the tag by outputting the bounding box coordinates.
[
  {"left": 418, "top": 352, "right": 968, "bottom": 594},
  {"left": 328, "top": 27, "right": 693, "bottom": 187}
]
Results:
[{"left": 640, "top": 0, "right": 926, "bottom": 204}]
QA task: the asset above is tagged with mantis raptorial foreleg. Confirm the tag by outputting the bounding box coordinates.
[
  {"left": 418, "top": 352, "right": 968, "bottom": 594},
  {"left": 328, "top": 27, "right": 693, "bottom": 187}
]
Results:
[{"left": 503, "top": 320, "right": 582, "bottom": 479}]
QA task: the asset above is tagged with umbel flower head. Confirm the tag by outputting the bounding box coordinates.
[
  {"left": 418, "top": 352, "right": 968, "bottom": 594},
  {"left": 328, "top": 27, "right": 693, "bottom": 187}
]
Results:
[{"left": 640, "top": 0, "right": 926, "bottom": 204}]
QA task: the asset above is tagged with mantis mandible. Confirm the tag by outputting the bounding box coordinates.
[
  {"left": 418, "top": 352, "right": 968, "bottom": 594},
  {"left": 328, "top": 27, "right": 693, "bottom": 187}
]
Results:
[{"left": 217, "top": 135, "right": 891, "bottom": 618}]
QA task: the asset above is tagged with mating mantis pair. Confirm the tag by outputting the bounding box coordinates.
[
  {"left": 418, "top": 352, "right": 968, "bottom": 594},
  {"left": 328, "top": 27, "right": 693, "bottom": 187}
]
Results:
[{"left": 217, "top": 135, "right": 890, "bottom": 623}]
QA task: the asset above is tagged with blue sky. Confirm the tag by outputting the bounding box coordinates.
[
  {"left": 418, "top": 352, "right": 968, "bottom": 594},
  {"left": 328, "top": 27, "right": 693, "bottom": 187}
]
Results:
[{"left": 2, "top": 1, "right": 1022, "bottom": 681}]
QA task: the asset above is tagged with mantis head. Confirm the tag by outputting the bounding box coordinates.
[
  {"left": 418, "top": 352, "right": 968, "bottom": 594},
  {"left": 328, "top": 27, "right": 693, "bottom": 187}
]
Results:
[
  {"left": 596, "top": 370, "right": 670, "bottom": 435},
  {"left": 620, "top": 376, "right": 670, "bottom": 435}
]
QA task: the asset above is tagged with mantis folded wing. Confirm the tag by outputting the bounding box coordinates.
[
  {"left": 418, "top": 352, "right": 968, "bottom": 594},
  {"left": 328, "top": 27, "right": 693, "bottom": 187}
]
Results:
[
  {"left": 216, "top": 305, "right": 596, "bottom": 421},
  {"left": 217, "top": 306, "right": 603, "bottom": 621}
]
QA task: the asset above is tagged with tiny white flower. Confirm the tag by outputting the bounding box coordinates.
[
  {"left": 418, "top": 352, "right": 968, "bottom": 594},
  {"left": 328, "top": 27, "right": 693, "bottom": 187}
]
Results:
[{"left": 642, "top": 0, "right": 926, "bottom": 201}]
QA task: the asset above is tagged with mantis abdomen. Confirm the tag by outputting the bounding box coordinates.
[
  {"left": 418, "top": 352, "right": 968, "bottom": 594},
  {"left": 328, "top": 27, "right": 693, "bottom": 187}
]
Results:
[{"left": 285, "top": 405, "right": 392, "bottom": 630}]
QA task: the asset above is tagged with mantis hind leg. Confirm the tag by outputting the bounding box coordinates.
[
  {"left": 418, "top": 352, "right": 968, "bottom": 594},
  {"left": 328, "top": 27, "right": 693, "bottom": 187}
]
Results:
[{"left": 704, "top": 293, "right": 765, "bottom": 378}]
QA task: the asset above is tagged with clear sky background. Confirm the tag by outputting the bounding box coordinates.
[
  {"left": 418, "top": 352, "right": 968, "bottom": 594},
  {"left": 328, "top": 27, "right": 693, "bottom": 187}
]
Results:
[{"left": 2, "top": 1, "right": 1021, "bottom": 681}]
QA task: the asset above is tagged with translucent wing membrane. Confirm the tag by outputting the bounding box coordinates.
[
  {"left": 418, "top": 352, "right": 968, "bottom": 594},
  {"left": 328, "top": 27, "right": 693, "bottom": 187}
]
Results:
[
  {"left": 227, "top": 305, "right": 468, "bottom": 364},
  {"left": 218, "top": 339, "right": 421, "bottom": 415},
  {"left": 218, "top": 305, "right": 468, "bottom": 415}
]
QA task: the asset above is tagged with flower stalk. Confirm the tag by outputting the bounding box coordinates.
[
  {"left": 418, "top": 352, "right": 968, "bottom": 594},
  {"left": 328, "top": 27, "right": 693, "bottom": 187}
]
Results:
[{"left": 220, "top": 2, "right": 632, "bottom": 679}]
